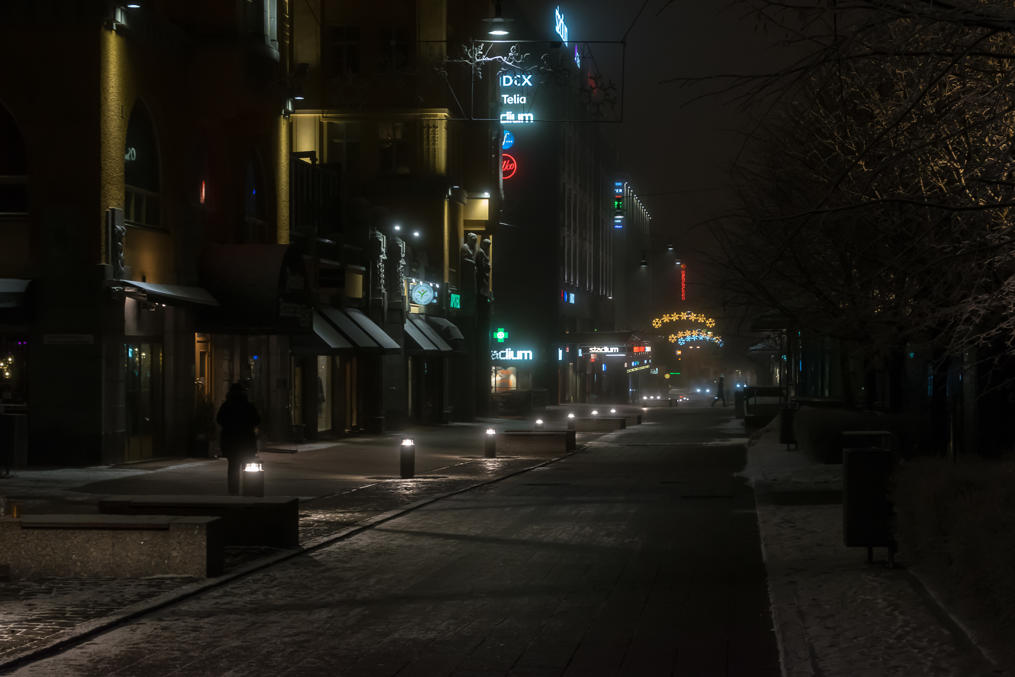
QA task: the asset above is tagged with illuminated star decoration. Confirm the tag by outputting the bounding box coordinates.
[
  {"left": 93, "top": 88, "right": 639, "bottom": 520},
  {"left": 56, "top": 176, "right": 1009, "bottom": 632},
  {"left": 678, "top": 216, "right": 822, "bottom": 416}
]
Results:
[{"left": 651, "top": 311, "right": 717, "bottom": 330}]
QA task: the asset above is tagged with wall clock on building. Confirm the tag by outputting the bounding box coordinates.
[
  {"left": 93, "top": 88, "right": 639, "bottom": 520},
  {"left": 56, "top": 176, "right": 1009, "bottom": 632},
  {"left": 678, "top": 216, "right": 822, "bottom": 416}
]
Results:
[{"left": 410, "top": 283, "right": 435, "bottom": 305}]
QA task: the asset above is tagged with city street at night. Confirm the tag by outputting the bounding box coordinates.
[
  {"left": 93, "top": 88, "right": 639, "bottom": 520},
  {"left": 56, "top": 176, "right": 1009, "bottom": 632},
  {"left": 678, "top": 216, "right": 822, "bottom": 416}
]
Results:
[{"left": 5, "top": 409, "right": 781, "bottom": 676}]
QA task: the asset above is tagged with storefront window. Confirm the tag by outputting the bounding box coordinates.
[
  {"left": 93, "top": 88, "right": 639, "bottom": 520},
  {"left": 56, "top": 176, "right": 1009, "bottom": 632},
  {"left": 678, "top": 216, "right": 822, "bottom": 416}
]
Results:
[
  {"left": 124, "top": 342, "right": 163, "bottom": 461},
  {"left": 0, "top": 338, "right": 28, "bottom": 404},
  {"left": 492, "top": 366, "right": 517, "bottom": 391}
]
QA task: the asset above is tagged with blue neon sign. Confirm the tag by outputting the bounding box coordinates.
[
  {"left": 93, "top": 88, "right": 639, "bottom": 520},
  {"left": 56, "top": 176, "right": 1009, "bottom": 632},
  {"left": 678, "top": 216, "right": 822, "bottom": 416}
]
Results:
[{"left": 502, "top": 130, "right": 515, "bottom": 150}]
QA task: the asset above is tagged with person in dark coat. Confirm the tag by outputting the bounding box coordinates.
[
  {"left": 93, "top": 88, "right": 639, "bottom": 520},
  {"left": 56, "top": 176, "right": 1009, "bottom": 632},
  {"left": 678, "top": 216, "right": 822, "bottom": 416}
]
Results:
[
  {"left": 216, "top": 382, "right": 260, "bottom": 495},
  {"left": 711, "top": 375, "right": 726, "bottom": 407}
]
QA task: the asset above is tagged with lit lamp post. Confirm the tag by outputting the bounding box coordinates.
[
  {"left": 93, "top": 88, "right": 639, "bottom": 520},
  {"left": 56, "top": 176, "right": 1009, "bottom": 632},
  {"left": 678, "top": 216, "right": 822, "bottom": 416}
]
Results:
[
  {"left": 400, "top": 438, "right": 415, "bottom": 479},
  {"left": 242, "top": 461, "right": 264, "bottom": 497},
  {"left": 484, "top": 428, "right": 497, "bottom": 458}
]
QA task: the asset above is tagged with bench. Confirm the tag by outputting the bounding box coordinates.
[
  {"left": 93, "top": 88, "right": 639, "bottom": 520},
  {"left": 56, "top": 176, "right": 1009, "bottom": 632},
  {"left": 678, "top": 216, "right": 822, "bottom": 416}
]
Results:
[
  {"left": 498, "top": 430, "right": 576, "bottom": 454},
  {"left": 573, "top": 417, "right": 627, "bottom": 432},
  {"left": 0, "top": 514, "right": 223, "bottom": 578},
  {"left": 624, "top": 414, "right": 642, "bottom": 426},
  {"left": 97, "top": 495, "right": 299, "bottom": 548}
]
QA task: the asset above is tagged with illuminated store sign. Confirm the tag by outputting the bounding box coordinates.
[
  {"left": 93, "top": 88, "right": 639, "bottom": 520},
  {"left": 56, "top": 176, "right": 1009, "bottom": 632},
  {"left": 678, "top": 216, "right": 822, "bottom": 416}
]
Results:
[
  {"left": 493, "top": 327, "right": 509, "bottom": 343},
  {"left": 560, "top": 290, "right": 575, "bottom": 304},
  {"left": 627, "top": 364, "right": 651, "bottom": 374},
  {"left": 499, "top": 73, "right": 535, "bottom": 125},
  {"left": 500, "top": 111, "right": 534, "bottom": 125},
  {"left": 587, "top": 346, "right": 620, "bottom": 354},
  {"left": 449, "top": 292, "right": 461, "bottom": 309},
  {"left": 555, "top": 6, "right": 568, "bottom": 45},
  {"left": 502, "top": 130, "right": 515, "bottom": 150},
  {"left": 492, "top": 348, "right": 534, "bottom": 361},
  {"left": 502, "top": 153, "right": 517, "bottom": 180},
  {"left": 613, "top": 181, "right": 625, "bottom": 229}
]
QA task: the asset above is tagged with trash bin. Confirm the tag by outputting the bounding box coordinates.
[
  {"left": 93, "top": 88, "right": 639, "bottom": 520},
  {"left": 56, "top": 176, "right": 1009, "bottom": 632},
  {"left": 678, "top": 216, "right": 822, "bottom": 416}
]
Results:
[{"left": 843, "top": 446, "right": 895, "bottom": 563}]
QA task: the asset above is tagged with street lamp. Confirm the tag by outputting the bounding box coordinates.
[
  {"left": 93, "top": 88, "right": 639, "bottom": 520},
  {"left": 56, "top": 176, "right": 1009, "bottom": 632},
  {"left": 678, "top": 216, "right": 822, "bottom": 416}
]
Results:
[{"left": 483, "top": 0, "right": 513, "bottom": 35}]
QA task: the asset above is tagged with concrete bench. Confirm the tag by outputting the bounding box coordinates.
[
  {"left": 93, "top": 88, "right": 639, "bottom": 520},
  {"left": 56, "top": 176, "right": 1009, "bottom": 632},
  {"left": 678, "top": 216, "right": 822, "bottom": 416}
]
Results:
[
  {"left": 624, "top": 414, "right": 642, "bottom": 426},
  {"left": 98, "top": 495, "right": 299, "bottom": 548},
  {"left": 0, "top": 514, "right": 223, "bottom": 578},
  {"left": 573, "top": 417, "right": 626, "bottom": 432},
  {"left": 499, "top": 430, "right": 576, "bottom": 454}
]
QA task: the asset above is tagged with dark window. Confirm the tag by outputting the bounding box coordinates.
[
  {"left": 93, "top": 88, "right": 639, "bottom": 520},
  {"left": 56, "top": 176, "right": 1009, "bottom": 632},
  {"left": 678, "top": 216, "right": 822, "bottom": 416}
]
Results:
[
  {"left": 325, "top": 121, "right": 361, "bottom": 179},
  {"left": 0, "top": 104, "right": 28, "bottom": 214},
  {"left": 326, "top": 26, "right": 360, "bottom": 77},
  {"left": 124, "top": 103, "right": 160, "bottom": 227},
  {"left": 377, "top": 26, "right": 411, "bottom": 73},
  {"left": 378, "top": 121, "right": 409, "bottom": 175}
]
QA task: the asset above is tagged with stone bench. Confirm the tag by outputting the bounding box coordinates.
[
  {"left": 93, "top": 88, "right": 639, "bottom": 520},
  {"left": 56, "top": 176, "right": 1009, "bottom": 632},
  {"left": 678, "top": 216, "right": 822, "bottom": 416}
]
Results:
[
  {"left": 573, "top": 417, "right": 627, "bottom": 432},
  {"left": 98, "top": 495, "right": 299, "bottom": 548},
  {"left": 0, "top": 514, "right": 223, "bottom": 578},
  {"left": 499, "top": 430, "right": 576, "bottom": 454}
]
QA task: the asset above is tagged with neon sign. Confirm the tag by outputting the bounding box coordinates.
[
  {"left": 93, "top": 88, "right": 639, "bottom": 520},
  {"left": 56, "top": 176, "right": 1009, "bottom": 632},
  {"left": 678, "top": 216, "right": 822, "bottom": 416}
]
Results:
[
  {"left": 493, "top": 327, "right": 509, "bottom": 343},
  {"left": 681, "top": 264, "right": 687, "bottom": 301},
  {"left": 554, "top": 6, "right": 568, "bottom": 45},
  {"left": 502, "top": 130, "right": 514, "bottom": 150},
  {"left": 501, "top": 74, "right": 534, "bottom": 87},
  {"left": 586, "top": 346, "right": 621, "bottom": 354},
  {"left": 500, "top": 111, "right": 534, "bottom": 125},
  {"left": 492, "top": 348, "right": 534, "bottom": 361},
  {"left": 501, "top": 153, "right": 517, "bottom": 180}
]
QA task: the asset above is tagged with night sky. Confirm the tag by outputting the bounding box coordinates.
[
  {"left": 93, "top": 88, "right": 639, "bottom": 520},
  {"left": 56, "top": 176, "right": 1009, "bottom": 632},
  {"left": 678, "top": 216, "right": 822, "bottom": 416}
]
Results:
[{"left": 513, "top": 0, "right": 786, "bottom": 329}]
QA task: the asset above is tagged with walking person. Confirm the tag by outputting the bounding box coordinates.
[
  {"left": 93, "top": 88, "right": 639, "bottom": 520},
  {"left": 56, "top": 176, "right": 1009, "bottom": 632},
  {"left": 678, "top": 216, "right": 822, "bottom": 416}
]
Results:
[
  {"left": 216, "top": 382, "right": 260, "bottom": 495},
  {"left": 711, "top": 375, "right": 727, "bottom": 407}
]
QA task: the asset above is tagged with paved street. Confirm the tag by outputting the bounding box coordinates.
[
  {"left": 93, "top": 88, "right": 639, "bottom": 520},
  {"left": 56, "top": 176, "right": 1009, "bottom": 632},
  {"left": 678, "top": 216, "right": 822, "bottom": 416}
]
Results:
[{"left": 8, "top": 408, "right": 780, "bottom": 676}]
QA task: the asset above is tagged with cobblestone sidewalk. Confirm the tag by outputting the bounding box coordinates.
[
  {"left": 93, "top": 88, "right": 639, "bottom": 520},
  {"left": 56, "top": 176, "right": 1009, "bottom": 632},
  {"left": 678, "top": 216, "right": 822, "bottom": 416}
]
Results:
[
  {"left": 741, "top": 424, "right": 1007, "bottom": 677},
  {"left": 0, "top": 453, "right": 568, "bottom": 671}
]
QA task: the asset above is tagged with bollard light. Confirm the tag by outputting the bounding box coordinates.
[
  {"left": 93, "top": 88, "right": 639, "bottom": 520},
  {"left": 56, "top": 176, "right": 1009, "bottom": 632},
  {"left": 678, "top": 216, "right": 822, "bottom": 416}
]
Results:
[
  {"left": 567, "top": 412, "right": 575, "bottom": 430},
  {"left": 400, "top": 438, "right": 415, "bottom": 479},
  {"left": 535, "top": 418, "right": 544, "bottom": 431},
  {"left": 242, "top": 461, "right": 264, "bottom": 497},
  {"left": 591, "top": 409, "right": 599, "bottom": 416},
  {"left": 484, "top": 428, "right": 497, "bottom": 458},
  {"left": 609, "top": 408, "right": 616, "bottom": 414}
]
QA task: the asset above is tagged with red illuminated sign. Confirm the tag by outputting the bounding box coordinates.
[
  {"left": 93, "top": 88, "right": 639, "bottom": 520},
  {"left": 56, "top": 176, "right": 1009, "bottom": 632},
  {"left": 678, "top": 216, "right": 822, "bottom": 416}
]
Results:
[
  {"left": 501, "top": 153, "right": 517, "bottom": 180},
  {"left": 681, "top": 264, "right": 687, "bottom": 301}
]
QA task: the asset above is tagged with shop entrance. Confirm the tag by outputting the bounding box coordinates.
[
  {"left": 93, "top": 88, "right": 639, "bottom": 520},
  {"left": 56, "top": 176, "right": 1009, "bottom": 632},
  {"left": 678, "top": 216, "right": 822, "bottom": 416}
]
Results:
[{"left": 124, "top": 342, "right": 163, "bottom": 461}]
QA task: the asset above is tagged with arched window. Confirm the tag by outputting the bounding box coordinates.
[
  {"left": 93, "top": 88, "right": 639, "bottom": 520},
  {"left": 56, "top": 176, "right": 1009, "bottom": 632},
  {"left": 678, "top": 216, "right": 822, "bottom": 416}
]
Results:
[
  {"left": 124, "top": 102, "right": 160, "bottom": 226},
  {"left": 0, "top": 103, "right": 28, "bottom": 215}
]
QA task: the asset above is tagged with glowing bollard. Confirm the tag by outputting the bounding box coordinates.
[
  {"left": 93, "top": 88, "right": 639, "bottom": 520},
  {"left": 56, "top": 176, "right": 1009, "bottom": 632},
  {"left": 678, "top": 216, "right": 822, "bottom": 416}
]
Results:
[
  {"left": 591, "top": 409, "right": 599, "bottom": 416},
  {"left": 567, "top": 412, "right": 575, "bottom": 431},
  {"left": 609, "top": 408, "right": 617, "bottom": 415},
  {"left": 400, "top": 438, "right": 415, "bottom": 479},
  {"left": 242, "top": 461, "right": 264, "bottom": 497},
  {"left": 484, "top": 428, "right": 497, "bottom": 458},
  {"left": 534, "top": 418, "right": 544, "bottom": 431}
]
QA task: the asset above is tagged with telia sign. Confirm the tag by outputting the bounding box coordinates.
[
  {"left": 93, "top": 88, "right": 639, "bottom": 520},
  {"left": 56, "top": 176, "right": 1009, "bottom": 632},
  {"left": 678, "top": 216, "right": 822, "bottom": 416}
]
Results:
[{"left": 492, "top": 348, "right": 534, "bottom": 361}]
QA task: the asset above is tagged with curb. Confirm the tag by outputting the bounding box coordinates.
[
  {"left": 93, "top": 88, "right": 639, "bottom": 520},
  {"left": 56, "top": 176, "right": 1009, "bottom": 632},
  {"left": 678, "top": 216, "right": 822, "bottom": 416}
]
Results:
[{"left": 0, "top": 447, "right": 587, "bottom": 674}]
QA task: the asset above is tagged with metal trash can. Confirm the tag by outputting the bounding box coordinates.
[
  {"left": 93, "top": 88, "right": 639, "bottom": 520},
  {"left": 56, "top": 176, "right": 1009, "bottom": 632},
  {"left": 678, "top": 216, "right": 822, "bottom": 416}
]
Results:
[{"left": 843, "top": 446, "right": 895, "bottom": 564}]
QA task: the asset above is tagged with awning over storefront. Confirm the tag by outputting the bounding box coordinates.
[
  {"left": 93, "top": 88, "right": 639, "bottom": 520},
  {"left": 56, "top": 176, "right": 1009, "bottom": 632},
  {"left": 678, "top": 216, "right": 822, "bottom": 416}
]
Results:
[
  {"left": 291, "top": 311, "right": 354, "bottom": 353},
  {"left": 318, "top": 306, "right": 400, "bottom": 353},
  {"left": 122, "top": 280, "right": 219, "bottom": 307},
  {"left": 345, "top": 308, "right": 400, "bottom": 351},
  {"left": 404, "top": 318, "right": 439, "bottom": 352},
  {"left": 0, "top": 279, "right": 31, "bottom": 309},
  {"left": 410, "top": 316, "right": 453, "bottom": 352},
  {"left": 320, "top": 307, "right": 376, "bottom": 349},
  {"left": 426, "top": 316, "right": 465, "bottom": 345}
]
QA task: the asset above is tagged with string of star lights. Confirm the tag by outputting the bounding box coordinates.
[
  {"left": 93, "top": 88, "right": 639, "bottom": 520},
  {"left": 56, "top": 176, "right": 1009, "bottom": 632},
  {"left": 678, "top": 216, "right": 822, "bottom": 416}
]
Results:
[
  {"left": 667, "top": 330, "right": 724, "bottom": 347},
  {"left": 651, "top": 311, "right": 717, "bottom": 330}
]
